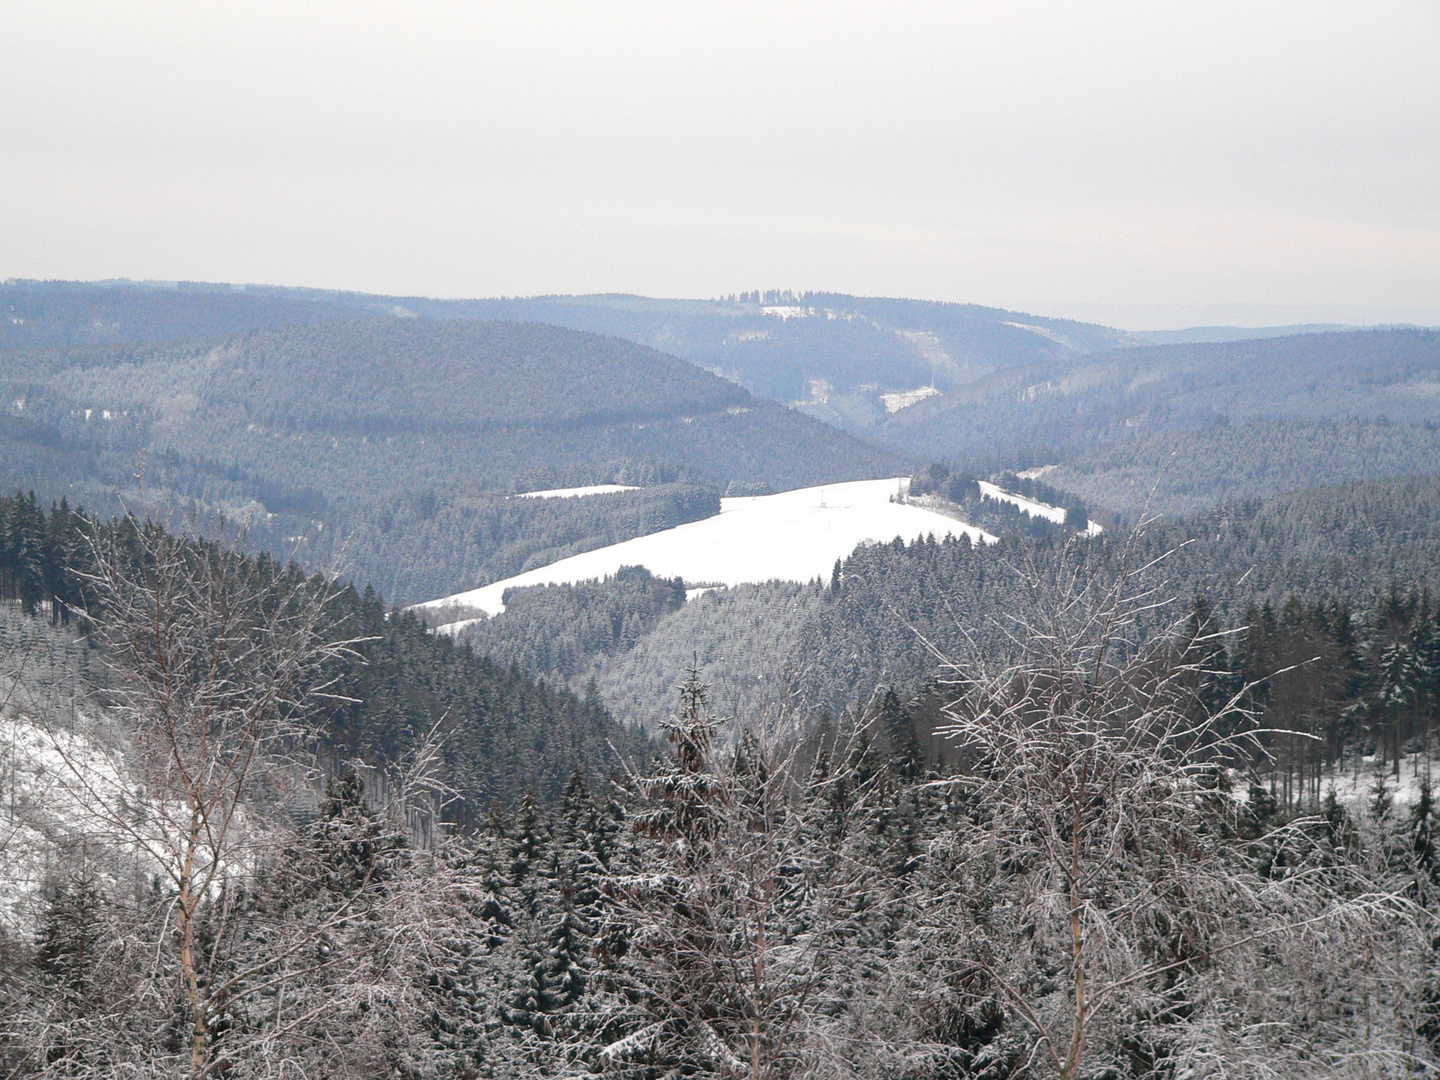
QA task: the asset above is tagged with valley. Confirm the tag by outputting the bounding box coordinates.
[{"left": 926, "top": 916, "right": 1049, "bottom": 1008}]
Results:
[
  {"left": 5, "top": 279, "right": 1440, "bottom": 1078},
  {"left": 8, "top": 7, "right": 1436, "bottom": 1073}
]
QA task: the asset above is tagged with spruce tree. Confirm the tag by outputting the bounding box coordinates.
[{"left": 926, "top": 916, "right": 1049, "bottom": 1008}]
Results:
[{"left": 35, "top": 875, "right": 107, "bottom": 1008}]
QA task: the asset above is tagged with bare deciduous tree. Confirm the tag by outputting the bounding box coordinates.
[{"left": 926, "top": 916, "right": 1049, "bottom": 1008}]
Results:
[
  {"left": 15, "top": 521, "right": 428, "bottom": 1078},
  {"left": 916, "top": 536, "right": 1426, "bottom": 1079}
]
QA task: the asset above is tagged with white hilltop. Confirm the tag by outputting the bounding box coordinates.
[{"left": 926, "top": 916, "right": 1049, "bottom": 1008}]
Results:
[{"left": 413, "top": 477, "right": 994, "bottom": 629}]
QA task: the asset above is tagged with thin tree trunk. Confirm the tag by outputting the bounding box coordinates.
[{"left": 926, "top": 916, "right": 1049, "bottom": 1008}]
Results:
[{"left": 179, "top": 807, "right": 209, "bottom": 1080}]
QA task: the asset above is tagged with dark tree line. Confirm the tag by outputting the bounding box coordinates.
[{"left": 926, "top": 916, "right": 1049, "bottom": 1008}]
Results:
[
  {"left": 908, "top": 463, "right": 1091, "bottom": 534},
  {"left": 0, "top": 493, "right": 91, "bottom": 619}
]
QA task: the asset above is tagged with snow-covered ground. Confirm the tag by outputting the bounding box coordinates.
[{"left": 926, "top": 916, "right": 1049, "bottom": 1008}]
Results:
[
  {"left": 414, "top": 477, "right": 996, "bottom": 628},
  {"left": 1330, "top": 753, "right": 1438, "bottom": 813},
  {"left": 879, "top": 385, "right": 941, "bottom": 414},
  {"left": 1016, "top": 464, "right": 1057, "bottom": 480},
  {"left": 516, "top": 484, "right": 640, "bottom": 499},
  {"left": 1000, "top": 320, "right": 1081, "bottom": 351},
  {"left": 977, "top": 480, "right": 1104, "bottom": 536},
  {"left": 0, "top": 706, "right": 134, "bottom": 934}
]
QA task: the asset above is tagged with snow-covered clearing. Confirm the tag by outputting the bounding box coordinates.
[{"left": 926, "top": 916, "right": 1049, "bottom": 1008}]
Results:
[
  {"left": 879, "top": 385, "right": 941, "bottom": 414},
  {"left": 977, "top": 480, "right": 1104, "bottom": 536},
  {"left": 0, "top": 706, "right": 135, "bottom": 933},
  {"left": 414, "top": 477, "right": 995, "bottom": 628},
  {"left": 1016, "top": 464, "right": 1057, "bottom": 480},
  {"left": 0, "top": 697, "right": 301, "bottom": 935},
  {"left": 896, "top": 330, "right": 952, "bottom": 369},
  {"left": 516, "top": 484, "right": 640, "bottom": 499},
  {"left": 1331, "top": 753, "right": 1439, "bottom": 814}
]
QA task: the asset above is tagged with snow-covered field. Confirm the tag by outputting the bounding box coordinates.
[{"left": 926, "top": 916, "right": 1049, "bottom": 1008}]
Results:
[
  {"left": 414, "top": 477, "right": 995, "bottom": 628},
  {"left": 1015, "top": 464, "right": 1057, "bottom": 480},
  {"left": 978, "top": 480, "right": 1104, "bottom": 536},
  {"left": 516, "top": 484, "right": 640, "bottom": 499}
]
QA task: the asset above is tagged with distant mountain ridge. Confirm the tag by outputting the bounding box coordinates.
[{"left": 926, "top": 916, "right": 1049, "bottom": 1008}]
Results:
[
  {"left": 261, "top": 287, "right": 1146, "bottom": 431},
  {"left": 0, "top": 278, "right": 364, "bottom": 350},
  {"left": 1135, "top": 323, "right": 1357, "bottom": 345},
  {"left": 3, "top": 281, "right": 1143, "bottom": 435},
  {"left": 10, "top": 279, "right": 1440, "bottom": 535},
  {"left": 885, "top": 327, "right": 1440, "bottom": 438}
]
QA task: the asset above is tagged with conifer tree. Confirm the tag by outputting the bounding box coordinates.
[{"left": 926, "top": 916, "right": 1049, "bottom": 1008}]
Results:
[{"left": 34, "top": 875, "right": 107, "bottom": 1007}]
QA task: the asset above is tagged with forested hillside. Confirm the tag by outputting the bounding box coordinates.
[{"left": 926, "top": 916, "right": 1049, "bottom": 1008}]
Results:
[
  {"left": 9, "top": 577, "right": 1439, "bottom": 1078},
  {"left": 0, "top": 309, "right": 903, "bottom": 603},
  {"left": 0, "top": 279, "right": 364, "bottom": 350},
  {"left": 7, "top": 280, "right": 1141, "bottom": 432},
  {"left": 18, "top": 282, "right": 1439, "bottom": 530},
  {"left": 456, "top": 470, "right": 1440, "bottom": 737},
  {"left": 881, "top": 328, "right": 1440, "bottom": 510},
  {"left": 457, "top": 576, "right": 825, "bottom": 732},
  {"left": 1042, "top": 417, "right": 1440, "bottom": 517},
  {"left": 793, "top": 469, "right": 1440, "bottom": 712},
  {"left": 9, "top": 487, "right": 1433, "bottom": 1078},
  {"left": 884, "top": 327, "right": 1440, "bottom": 457},
  {"left": 0, "top": 317, "right": 887, "bottom": 502},
  {"left": 456, "top": 566, "right": 688, "bottom": 681},
  {"left": 0, "top": 493, "right": 649, "bottom": 809},
  {"left": 363, "top": 288, "right": 1140, "bottom": 424},
  {"left": 311, "top": 483, "right": 719, "bottom": 605}
]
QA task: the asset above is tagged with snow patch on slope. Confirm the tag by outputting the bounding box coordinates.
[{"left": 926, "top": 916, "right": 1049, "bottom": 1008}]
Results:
[
  {"left": 879, "top": 386, "right": 941, "bottom": 414},
  {"left": 515, "top": 484, "right": 640, "bottom": 499},
  {"left": 896, "top": 330, "right": 952, "bottom": 368},
  {"left": 1002, "top": 321, "right": 1081, "bottom": 351},
  {"left": 414, "top": 478, "right": 995, "bottom": 628},
  {"left": 0, "top": 709, "right": 131, "bottom": 934}
]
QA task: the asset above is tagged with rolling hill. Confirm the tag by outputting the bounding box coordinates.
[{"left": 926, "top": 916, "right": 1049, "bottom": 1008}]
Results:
[
  {"left": 878, "top": 328, "right": 1440, "bottom": 513},
  {"left": 0, "top": 278, "right": 364, "bottom": 350},
  {"left": 5, "top": 281, "right": 1143, "bottom": 437},
  {"left": 0, "top": 309, "right": 907, "bottom": 603},
  {"left": 302, "top": 289, "right": 1144, "bottom": 431}
]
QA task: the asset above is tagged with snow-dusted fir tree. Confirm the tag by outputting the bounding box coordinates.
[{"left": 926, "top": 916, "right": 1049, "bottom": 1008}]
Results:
[{"left": 595, "top": 670, "right": 879, "bottom": 1079}]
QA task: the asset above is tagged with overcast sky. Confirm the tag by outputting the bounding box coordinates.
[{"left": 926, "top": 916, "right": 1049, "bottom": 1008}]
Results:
[{"left": 2, "top": 2, "right": 1436, "bottom": 328}]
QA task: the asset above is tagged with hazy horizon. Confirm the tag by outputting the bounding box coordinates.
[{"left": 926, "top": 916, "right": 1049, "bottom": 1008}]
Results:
[
  {"left": 3, "top": 2, "right": 1437, "bottom": 327},
  {"left": 8, "top": 275, "right": 1435, "bottom": 334}
]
